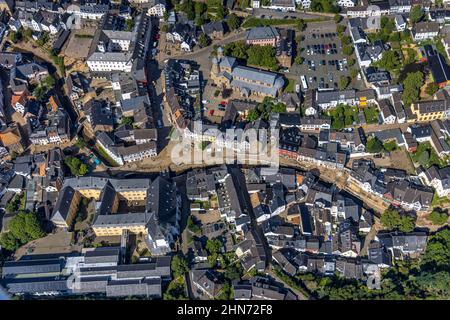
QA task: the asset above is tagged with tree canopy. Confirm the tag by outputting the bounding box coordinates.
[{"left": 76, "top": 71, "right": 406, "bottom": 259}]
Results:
[
  {"left": 171, "top": 254, "right": 190, "bottom": 278},
  {"left": 64, "top": 156, "right": 89, "bottom": 177},
  {"left": 409, "top": 5, "right": 424, "bottom": 24},
  {"left": 247, "top": 45, "right": 278, "bottom": 71},
  {"left": 366, "top": 136, "right": 383, "bottom": 154},
  {"left": 402, "top": 71, "right": 424, "bottom": 107},
  {"left": 310, "top": 0, "right": 339, "bottom": 13},
  {"left": 381, "top": 207, "right": 415, "bottom": 232},
  {"left": 0, "top": 211, "right": 46, "bottom": 251},
  {"left": 428, "top": 210, "right": 449, "bottom": 225},
  {"left": 227, "top": 13, "right": 240, "bottom": 30},
  {"left": 373, "top": 50, "right": 402, "bottom": 73}
]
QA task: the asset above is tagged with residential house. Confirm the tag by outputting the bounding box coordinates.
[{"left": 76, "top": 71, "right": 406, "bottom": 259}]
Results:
[
  {"left": 385, "top": 180, "right": 434, "bottom": 211},
  {"left": 146, "top": 0, "right": 167, "bottom": 18},
  {"left": 267, "top": 0, "right": 296, "bottom": 12},
  {"left": 202, "top": 21, "right": 226, "bottom": 40},
  {"left": 379, "top": 99, "right": 397, "bottom": 124},
  {"left": 421, "top": 165, "right": 450, "bottom": 197},
  {"left": 413, "top": 22, "right": 440, "bottom": 41}
]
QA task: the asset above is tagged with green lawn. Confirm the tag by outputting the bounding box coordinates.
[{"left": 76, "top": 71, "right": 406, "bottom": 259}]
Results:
[
  {"left": 284, "top": 78, "right": 295, "bottom": 93},
  {"left": 363, "top": 105, "right": 380, "bottom": 124}
]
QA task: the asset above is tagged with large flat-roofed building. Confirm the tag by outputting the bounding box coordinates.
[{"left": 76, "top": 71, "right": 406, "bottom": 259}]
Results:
[{"left": 1, "top": 248, "right": 171, "bottom": 298}]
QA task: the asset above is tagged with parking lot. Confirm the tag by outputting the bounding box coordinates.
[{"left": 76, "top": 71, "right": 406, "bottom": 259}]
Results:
[{"left": 291, "top": 22, "right": 364, "bottom": 90}]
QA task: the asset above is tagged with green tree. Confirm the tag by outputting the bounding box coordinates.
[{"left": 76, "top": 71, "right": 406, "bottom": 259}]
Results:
[
  {"left": 224, "top": 263, "right": 243, "bottom": 281},
  {"left": 421, "top": 228, "right": 450, "bottom": 269},
  {"left": 171, "top": 254, "right": 190, "bottom": 278},
  {"left": 224, "top": 41, "right": 249, "bottom": 59},
  {"left": 9, "top": 30, "right": 22, "bottom": 43},
  {"left": 33, "top": 85, "right": 47, "bottom": 101},
  {"left": 75, "top": 137, "right": 87, "bottom": 149},
  {"left": 163, "top": 279, "right": 188, "bottom": 300},
  {"left": 195, "top": 1, "right": 206, "bottom": 16},
  {"left": 0, "top": 232, "right": 21, "bottom": 251},
  {"left": 121, "top": 116, "right": 134, "bottom": 126},
  {"left": 366, "top": 136, "right": 383, "bottom": 153},
  {"left": 227, "top": 13, "right": 240, "bottom": 30},
  {"left": 216, "top": 282, "right": 234, "bottom": 300},
  {"left": 240, "top": 0, "right": 250, "bottom": 9},
  {"left": 331, "top": 117, "right": 344, "bottom": 130},
  {"left": 373, "top": 50, "right": 401, "bottom": 73},
  {"left": 425, "top": 83, "right": 439, "bottom": 96},
  {"left": 381, "top": 207, "right": 415, "bottom": 232},
  {"left": 342, "top": 45, "right": 353, "bottom": 56},
  {"left": 64, "top": 156, "right": 89, "bottom": 177},
  {"left": 310, "top": 0, "right": 339, "bottom": 13},
  {"left": 206, "top": 238, "right": 222, "bottom": 255},
  {"left": 187, "top": 215, "right": 201, "bottom": 234},
  {"left": 402, "top": 71, "right": 424, "bottom": 107},
  {"left": 42, "top": 75, "right": 56, "bottom": 88},
  {"left": 36, "top": 31, "right": 49, "bottom": 47},
  {"left": 383, "top": 140, "right": 398, "bottom": 152},
  {"left": 247, "top": 45, "right": 278, "bottom": 70},
  {"left": 23, "top": 28, "right": 32, "bottom": 39},
  {"left": 79, "top": 164, "right": 89, "bottom": 176},
  {"left": 246, "top": 109, "right": 260, "bottom": 121},
  {"left": 428, "top": 210, "right": 449, "bottom": 225},
  {"left": 296, "top": 18, "right": 306, "bottom": 31},
  {"left": 206, "top": 238, "right": 222, "bottom": 267},
  {"left": 334, "top": 14, "right": 342, "bottom": 23},
  {"left": 15, "top": 212, "right": 45, "bottom": 241},
  {"left": 338, "top": 76, "right": 350, "bottom": 90},
  {"left": 415, "top": 271, "right": 450, "bottom": 297},
  {"left": 198, "top": 33, "right": 210, "bottom": 48},
  {"left": 180, "top": 0, "right": 195, "bottom": 20},
  {"left": 125, "top": 19, "right": 134, "bottom": 31},
  {"left": 340, "top": 35, "right": 351, "bottom": 46},
  {"left": 409, "top": 5, "right": 424, "bottom": 24},
  {"left": 216, "top": 5, "right": 226, "bottom": 20},
  {"left": 336, "top": 24, "right": 346, "bottom": 35}
]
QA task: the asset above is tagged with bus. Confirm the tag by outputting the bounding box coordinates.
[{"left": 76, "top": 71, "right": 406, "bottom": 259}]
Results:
[{"left": 300, "top": 75, "right": 308, "bottom": 90}]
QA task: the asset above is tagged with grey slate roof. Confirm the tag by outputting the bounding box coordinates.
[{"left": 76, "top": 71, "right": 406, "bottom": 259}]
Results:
[
  {"left": 246, "top": 26, "right": 280, "bottom": 41},
  {"left": 2, "top": 259, "right": 62, "bottom": 277},
  {"left": 106, "top": 277, "right": 162, "bottom": 298}
]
